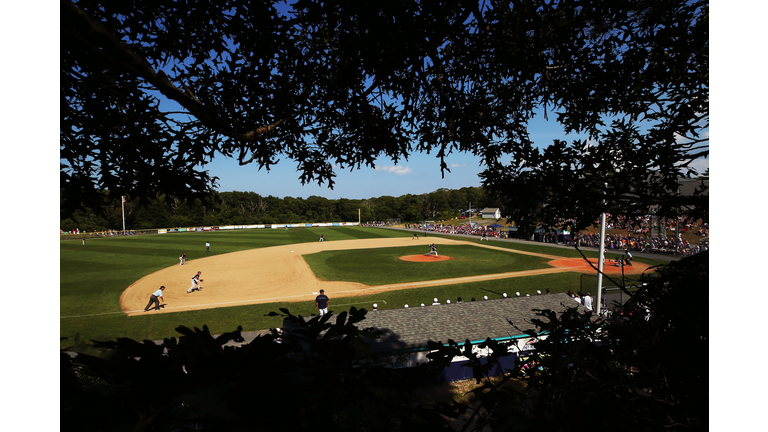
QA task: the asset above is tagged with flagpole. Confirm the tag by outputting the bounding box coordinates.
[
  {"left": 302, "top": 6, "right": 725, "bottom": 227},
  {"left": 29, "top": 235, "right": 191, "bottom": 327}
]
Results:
[{"left": 121, "top": 196, "right": 126, "bottom": 234}]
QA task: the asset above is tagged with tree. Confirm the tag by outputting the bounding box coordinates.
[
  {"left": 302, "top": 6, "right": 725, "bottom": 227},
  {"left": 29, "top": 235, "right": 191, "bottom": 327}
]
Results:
[
  {"left": 304, "top": 195, "right": 333, "bottom": 221},
  {"left": 62, "top": 0, "right": 707, "bottom": 232},
  {"left": 61, "top": 308, "right": 451, "bottom": 431},
  {"left": 476, "top": 0, "right": 709, "bottom": 233},
  {"left": 61, "top": 2, "right": 709, "bottom": 429},
  {"left": 426, "top": 251, "right": 709, "bottom": 431}
]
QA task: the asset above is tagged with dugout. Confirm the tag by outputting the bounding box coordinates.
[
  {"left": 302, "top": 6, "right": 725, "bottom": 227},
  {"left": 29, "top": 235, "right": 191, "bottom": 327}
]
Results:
[{"left": 505, "top": 226, "right": 520, "bottom": 239}]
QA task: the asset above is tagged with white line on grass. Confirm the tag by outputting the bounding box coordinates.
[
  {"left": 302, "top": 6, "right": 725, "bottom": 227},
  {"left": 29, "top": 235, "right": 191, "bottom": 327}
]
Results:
[
  {"left": 61, "top": 293, "right": 392, "bottom": 318},
  {"left": 60, "top": 311, "right": 132, "bottom": 319},
  {"left": 331, "top": 300, "right": 387, "bottom": 308},
  {"left": 62, "top": 265, "right": 587, "bottom": 319}
]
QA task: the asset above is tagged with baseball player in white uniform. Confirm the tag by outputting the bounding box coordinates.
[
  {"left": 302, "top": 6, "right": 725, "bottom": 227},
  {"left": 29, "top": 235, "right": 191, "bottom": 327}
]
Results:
[{"left": 187, "top": 271, "right": 203, "bottom": 293}]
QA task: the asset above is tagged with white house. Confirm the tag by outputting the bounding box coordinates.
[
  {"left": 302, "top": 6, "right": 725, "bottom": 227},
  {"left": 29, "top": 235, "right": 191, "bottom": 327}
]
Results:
[{"left": 481, "top": 208, "right": 501, "bottom": 219}]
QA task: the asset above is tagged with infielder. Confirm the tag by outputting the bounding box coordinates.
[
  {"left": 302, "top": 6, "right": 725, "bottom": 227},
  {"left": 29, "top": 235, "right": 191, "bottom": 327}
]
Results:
[
  {"left": 187, "top": 271, "right": 203, "bottom": 293},
  {"left": 179, "top": 252, "right": 186, "bottom": 265}
]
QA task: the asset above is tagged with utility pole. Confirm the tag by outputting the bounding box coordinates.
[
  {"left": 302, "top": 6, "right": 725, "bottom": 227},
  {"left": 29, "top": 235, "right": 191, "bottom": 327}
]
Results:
[
  {"left": 595, "top": 183, "right": 607, "bottom": 316},
  {"left": 121, "top": 196, "right": 126, "bottom": 234},
  {"left": 676, "top": 179, "right": 681, "bottom": 247},
  {"left": 595, "top": 212, "right": 606, "bottom": 316}
]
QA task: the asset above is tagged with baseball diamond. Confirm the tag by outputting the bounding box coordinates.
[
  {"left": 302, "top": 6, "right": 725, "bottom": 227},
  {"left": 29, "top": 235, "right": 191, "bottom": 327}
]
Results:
[{"left": 120, "top": 237, "right": 651, "bottom": 316}]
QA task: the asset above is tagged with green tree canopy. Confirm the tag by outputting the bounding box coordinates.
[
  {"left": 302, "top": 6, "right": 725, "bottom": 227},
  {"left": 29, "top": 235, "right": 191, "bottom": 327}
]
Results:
[{"left": 61, "top": 0, "right": 707, "bottom": 232}]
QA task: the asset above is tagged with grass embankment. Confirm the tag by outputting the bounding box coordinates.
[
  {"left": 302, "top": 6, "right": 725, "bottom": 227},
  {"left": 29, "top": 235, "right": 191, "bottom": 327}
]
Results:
[{"left": 61, "top": 227, "right": 666, "bottom": 347}]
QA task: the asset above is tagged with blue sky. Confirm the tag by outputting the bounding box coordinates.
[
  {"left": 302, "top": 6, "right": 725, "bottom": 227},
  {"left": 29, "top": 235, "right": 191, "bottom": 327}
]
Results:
[
  {"left": 197, "top": 1, "right": 710, "bottom": 200},
  {"left": 203, "top": 114, "right": 710, "bottom": 200}
]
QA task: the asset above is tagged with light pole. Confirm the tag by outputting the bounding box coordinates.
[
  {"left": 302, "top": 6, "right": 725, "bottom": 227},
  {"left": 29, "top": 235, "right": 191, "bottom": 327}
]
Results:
[
  {"left": 121, "top": 195, "right": 126, "bottom": 234},
  {"left": 595, "top": 182, "right": 607, "bottom": 316},
  {"left": 595, "top": 212, "right": 606, "bottom": 316}
]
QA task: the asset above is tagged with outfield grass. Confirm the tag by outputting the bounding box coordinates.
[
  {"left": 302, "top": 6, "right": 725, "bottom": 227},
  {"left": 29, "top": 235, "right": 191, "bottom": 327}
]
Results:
[{"left": 60, "top": 227, "right": 667, "bottom": 348}]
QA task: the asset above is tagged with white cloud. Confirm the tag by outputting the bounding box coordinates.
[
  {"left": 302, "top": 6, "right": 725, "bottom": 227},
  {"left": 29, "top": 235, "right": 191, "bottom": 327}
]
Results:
[
  {"left": 376, "top": 165, "right": 412, "bottom": 175},
  {"left": 688, "top": 157, "right": 709, "bottom": 176},
  {"left": 449, "top": 163, "right": 467, "bottom": 168}
]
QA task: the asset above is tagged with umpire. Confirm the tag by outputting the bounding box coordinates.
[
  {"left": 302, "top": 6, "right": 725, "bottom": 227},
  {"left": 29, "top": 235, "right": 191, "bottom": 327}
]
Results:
[{"left": 144, "top": 286, "right": 166, "bottom": 312}]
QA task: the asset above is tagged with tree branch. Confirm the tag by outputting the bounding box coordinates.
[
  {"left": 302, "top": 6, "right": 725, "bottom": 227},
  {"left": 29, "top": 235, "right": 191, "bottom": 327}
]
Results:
[{"left": 62, "top": 0, "right": 284, "bottom": 144}]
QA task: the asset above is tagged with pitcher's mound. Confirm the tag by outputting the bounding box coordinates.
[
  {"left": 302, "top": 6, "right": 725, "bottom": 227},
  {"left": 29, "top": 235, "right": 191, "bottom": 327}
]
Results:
[{"left": 400, "top": 254, "right": 453, "bottom": 262}]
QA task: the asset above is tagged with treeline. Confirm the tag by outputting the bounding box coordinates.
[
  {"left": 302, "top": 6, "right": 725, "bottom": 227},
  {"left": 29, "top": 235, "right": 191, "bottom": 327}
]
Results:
[{"left": 60, "top": 187, "right": 497, "bottom": 232}]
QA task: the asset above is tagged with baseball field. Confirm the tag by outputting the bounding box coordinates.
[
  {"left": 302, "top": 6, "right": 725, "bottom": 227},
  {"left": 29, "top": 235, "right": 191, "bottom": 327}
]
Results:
[{"left": 60, "top": 226, "right": 661, "bottom": 348}]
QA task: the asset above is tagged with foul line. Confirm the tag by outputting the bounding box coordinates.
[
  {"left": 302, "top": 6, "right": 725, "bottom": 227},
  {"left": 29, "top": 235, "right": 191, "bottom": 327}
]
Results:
[
  {"left": 62, "top": 295, "right": 391, "bottom": 318},
  {"left": 64, "top": 265, "right": 588, "bottom": 319},
  {"left": 331, "top": 300, "right": 387, "bottom": 308},
  {"left": 61, "top": 311, "right": 133, "bottom": 319}
]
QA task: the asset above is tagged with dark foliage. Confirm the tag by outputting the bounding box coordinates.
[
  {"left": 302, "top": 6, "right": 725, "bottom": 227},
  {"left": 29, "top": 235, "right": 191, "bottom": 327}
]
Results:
[
  {"left": 61, "top": 0, "right": 708, "bottom": 231},
  {"left": 61, "top": 308, "right": 451, "bottom": 431},
  {"left": 425, "top": 251, "right": 708, "bottom": 431}
]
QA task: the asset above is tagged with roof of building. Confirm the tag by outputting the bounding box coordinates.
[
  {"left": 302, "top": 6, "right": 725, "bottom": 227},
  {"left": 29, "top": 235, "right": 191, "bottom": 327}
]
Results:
[
  {"left": 481, "top": 207, "right": 500, "bottom": 213},
  {"left": 355, "top": 293, "right": 590, "bottom": 354}
]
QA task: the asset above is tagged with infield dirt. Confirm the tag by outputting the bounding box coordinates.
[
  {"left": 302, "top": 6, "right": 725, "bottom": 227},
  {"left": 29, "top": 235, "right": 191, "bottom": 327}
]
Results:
[{"left": 121, "top": 237, "right": 651, "bottom": 316}]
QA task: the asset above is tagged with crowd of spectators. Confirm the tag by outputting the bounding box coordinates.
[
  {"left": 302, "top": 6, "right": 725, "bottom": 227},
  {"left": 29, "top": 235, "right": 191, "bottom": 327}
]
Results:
[
  {"left": 557, "top": 213, "right": 709, "bottom": 237},
  {"left": 567, "top": 213, "right": 709, "bottom": 256},
  {"left": 596, "top": 213, "right": 708, "bottom": 237},
  {"left": 401, "top": 214, "right": 708, "bottom": 257},
  {"left": 573, "top": 232, "right": 707, "bottom": 256},
  {"left": 363, "top": 221, "right": 396, "bottom": 227},
  {"left": 409, "top": 223, "right": 510, "bottom": 239}
]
